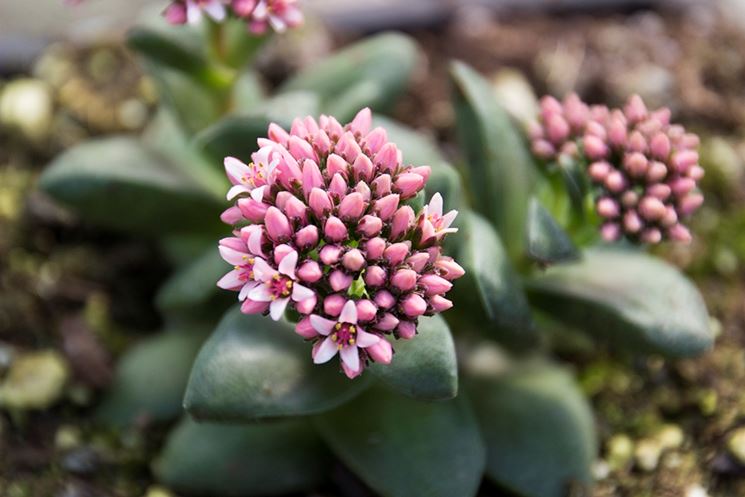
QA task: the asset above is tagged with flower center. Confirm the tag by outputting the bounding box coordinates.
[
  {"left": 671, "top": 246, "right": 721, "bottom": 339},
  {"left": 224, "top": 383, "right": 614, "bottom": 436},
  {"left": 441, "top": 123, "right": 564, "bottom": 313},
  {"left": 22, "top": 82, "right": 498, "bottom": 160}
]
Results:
[
  {"left": 235, "top": 257, "right": 255, "bottom": 282},
  {"left": 331, "top": 323, "right": 357, "bottom": 349},
  {"left": 241, "top": 161, "right": 268, "bottom": 188},
  {"left": 267, "top": 274, "right": 293, "bottom": 300}
]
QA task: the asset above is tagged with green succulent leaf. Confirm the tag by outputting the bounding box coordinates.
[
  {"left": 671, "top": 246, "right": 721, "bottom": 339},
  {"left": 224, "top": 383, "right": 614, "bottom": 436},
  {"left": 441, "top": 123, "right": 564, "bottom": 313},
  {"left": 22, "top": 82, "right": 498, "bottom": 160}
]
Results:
[
  {"left": 184, "top": 307, "right": 371, "bottom": 421},
  {"left": 372, "top": 115, "right": 444, "bottom": 166},
  {"left": 38, "top": 137, "right": 224, "bottom": 236},
  {"left": 195, "top": 91, "right": 320, "bottom": 162},
  {"left": 281, "top": 33, "right": 419, "bottom": 120},
  {"left": 458, "top": 211, "right": 534, "bottom": 342},
  {"left": 369, "top": 315, "right": 458, "bottom": 401},
  {"left": 156, "top": 247, "right": 231, "bottom": 313},
  {"left": 450, "top": 61, "right": 536, "bottom": 261},
  {"left": 469, "top": 362, "right": 596, "bottom": 497},
  {"left": 96, "top": 328, "right": 208, "bottom": 428},
  {"left": 315, "top": 387, "right": 485, "bottom": 497},
  {"left": 155, "top": 417, "right": 330, "bottom": 496},
  {"left": 527, "top": 247, "right": 713, "bottom": 357},
  {"left": 526, "top": 198, "right": 580, "bottom": 266},
  {"left": 231, "top": 70, "right": 266, "bottom": 113}
]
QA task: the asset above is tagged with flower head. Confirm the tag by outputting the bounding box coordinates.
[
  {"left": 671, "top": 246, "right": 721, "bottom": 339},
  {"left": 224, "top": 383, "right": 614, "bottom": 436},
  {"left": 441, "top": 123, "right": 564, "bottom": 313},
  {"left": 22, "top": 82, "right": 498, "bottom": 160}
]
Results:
[
  {"left": 529, "top": 93, "right": 703, "bottom": 244},
  {"left": 217, "top": 108, "right": 464, "bottom": 378},
  {"left": 162, "top": 0, "right": 303, "bottom": 33},
  {"left": 164, "top": 0, "right": 227, "bottom": 25}
]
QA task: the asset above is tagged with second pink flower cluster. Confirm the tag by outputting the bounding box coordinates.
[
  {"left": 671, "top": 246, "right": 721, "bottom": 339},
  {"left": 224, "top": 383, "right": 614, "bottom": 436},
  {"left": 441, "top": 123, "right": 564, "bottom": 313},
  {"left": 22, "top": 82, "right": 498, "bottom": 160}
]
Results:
[
  {"left": 217, "top": 108, "right": 464, "bottom": 378},
  {"left": 164, "top": 0, "right": 302, "bottom": 33}
]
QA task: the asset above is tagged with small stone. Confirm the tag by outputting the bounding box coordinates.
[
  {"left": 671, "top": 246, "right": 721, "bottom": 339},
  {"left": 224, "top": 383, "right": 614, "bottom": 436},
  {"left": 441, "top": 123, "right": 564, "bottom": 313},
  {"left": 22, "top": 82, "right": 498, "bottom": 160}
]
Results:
[
  {"left": 61, "top": 447, "right": 100, "bottom": 475},
  {"left": 143, "top": 486, "right": 175, "bottom": 497},
  {"left": 0, "top": 78, "right": 53, "bottom": 142},
  {"left": 698, "top": 389, "right": 718, "bottom": 416},
  {"left": 606, "top": 434, "right": 634, "bottom": 471},
  {"left": 0, "top": 350, "right": 69, "bottom": 411},
  {"left": 635, "top": 438, "right": 662, "bottom": 472},
  {"left": 727, "top": 427, "right": 745, "bottom": 465},
  {"left": 592, "top": 460, "right": 610, "bottom": 480},
  {"left": 55, "top": 425, "right": 82, "bottom": 451},
  {"left": 685, "top": 484, "right": 710, "bottom": 497},
  {"left": 656, "top": 424, "right": 685, "bottom": 450}
]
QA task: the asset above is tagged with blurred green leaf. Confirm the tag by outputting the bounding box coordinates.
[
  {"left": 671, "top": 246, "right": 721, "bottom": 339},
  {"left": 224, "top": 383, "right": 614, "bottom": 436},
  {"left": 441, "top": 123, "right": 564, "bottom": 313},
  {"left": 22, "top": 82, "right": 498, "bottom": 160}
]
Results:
[
  {"left": 156, "top": 247, "right": 231, "bottom": 312},
  {"left": 39, "top": 137, "right": 224, "bottom": 236},
  {"left": 469, "top": 362, "right": 596, "bottom": 497},
  {"left": 527, "top": 247, "right": 713, "bottom": 357},
  {"left": 315, "top": 388, "right": 485, "bottom": 497},
  {"left": 155, "top": 417, "right": 330, "bottom": 496},
  {"left": 281, "top": 33, "right": 419, "bottom": 120},
  {"left": 184, "top": 307, "right": 371, "bottom": 421},
  {"left": 459, "top": 211, "right": 534, "bottom": 341},
  {"left": 231, "top": 70, "right": 266, "bottom": 113},
  {"left": 195, "top": 91, "right": 320, "bottom": 162},
  {"left": 450, "top": 61, "right": 536, "bottom": 261},
  {"left": 96, "top": 328, "right": 208, "bottom": 428},
  {"left": 369, "top": 315, "right": 457, "bottom": 401},
  {"left": 526, "top": 198, "right": 579, "bottom": 266}
]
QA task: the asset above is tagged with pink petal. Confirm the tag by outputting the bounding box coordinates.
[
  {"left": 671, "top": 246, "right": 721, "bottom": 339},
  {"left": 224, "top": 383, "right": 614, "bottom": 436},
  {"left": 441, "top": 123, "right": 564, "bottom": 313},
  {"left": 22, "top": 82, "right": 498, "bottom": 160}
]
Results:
[
  {"left": 310, "top": 315, "right": 336, "bottom": 336},
  {"left": 278, "top": 250, "right": 298, "bottom": 278},
  {"left": 252, "top": 258, "right": 275, "bottom": 282},
  {"left": 292, "top": 283, "right": 315, "bottom": 302},
  {"left": 313, "top": 337, "right": 339, "bottom": 364},
  {"left": 339, "top": 300, "right": 358, "bottom": 324},
  {"left": 248, "top": 284, "right": 273, "bottom": 302},
  {"left": 428, "top": 192, "right": 444, "bottom": 217},
  {"left": 340, "top": 345, "right": 360, "bottom": 372},
  {"left": 250, "top": 185, "right": 266, "bottom": 202},
  {"left": 217, "top": 270, "right": 243, "bottom": 290},
  {"left": 227, "top": 184, "right": 250, "bottom": 201},
  {"left": 269, "top": 297, "right": 290, "bottom": 321},
  {"left": 238, "top": 281, "right": 258, "bottom": 301},
  {"left": 219, "top": 245, "right": 249, "bottom": 266},
  {"left": 355, "top": 329, "right": 380, "bottom": 348},
  {"left": 441, "top": 210, "right": 458, "bottom": 229}
]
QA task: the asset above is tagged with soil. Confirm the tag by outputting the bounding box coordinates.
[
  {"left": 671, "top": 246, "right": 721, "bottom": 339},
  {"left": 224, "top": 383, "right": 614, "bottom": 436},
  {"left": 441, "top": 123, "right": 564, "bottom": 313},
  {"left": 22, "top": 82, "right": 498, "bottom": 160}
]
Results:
[{"left": 3, "top": 2, "right": 745, "bottom": 497}]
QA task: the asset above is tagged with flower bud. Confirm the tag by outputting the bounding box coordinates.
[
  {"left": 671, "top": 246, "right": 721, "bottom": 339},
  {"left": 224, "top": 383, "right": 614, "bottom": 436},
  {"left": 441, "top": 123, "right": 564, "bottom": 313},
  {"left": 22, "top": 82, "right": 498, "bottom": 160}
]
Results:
[
  {"left": 264, "top": 207, "right": 292, "bottom": 242},
  {"left": 391, "top": 269, "right": 417, "bottom": 292},
  {"left": 320, "top": 245, "right": 342, "bottom": 265},
  {"left": 324, "top": 294, "right": 346, "bottom": 316},
  {"left": 324, "top": 216, "right": 348, "bottom": 242},
  {"left": 356, "top": 299, "right": 378, "bottom": 322},
  {"left": 295, "top": 294, "right": 317, "bottom": 315},
  {"left": 374, "top": 194, "right": 400, "bottom": 220},
  {"left": 376, "top": 312, "right": 399, "bottom": 331},
  {"left": 390, "top": 206, "right": 415, "bottom": 240},
  {"left": 295, "top": 225, "right": 319, "bottom": 248},
  {"left": 338, "top": 192, "right": 366, "bottom": 220},
  {"left": 342, "top": 249, "right": 366, "bottom": 272},
  {"left": 295, "top": 317, "right": 318, "bottom": 339},
  {"left": 397, "top": 321, "right": 417, "bottom": 340},
  {"left": 419, "top": 274, "right": 453, "bottom": 296},
  {"left": 384, "top": 242, "right": 410, "bottom": 266},
  {"left": 374, "top": 290, "right": 396, "bottom": 309},
  {"left": 297, "top": 260, "right": 322, "bottom": 283},
  {"left": 329, "top": 270, "right": 353, "bottom": 292},
  {"left": 366, "top": 339, "right": 393, "bottom": 364},
  {"left": 357, "top": 215, "right": 383, "bottom": 238},
  {"left": 401, "top": 294, "right": 427, "bottom": 317},
  {"left": 365, "top": 237, "right": 386, "bottom": 260},
  {"left": 406, "top": 252, "right": 430, "bottom": 273},
  {"left": 429, "top": 295, "right": 453, "bottom": 312},
  {"left": 395, "top": 173, "right": 425, "bottom": 198},
  {"left": 365, "top": 266, "right": 387, "bottom": 287},
  {"left": 309, "top": 187, "right": 332, "bottom": 217}
]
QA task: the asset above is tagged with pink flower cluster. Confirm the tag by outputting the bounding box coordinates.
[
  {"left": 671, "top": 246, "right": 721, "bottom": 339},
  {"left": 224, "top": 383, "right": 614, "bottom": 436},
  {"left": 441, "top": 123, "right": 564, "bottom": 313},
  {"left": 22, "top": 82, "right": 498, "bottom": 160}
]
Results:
[
  {"left": 217, "top": 108, "right": 464, "bottom": 378},
  {"left": 528, "top": 94, "right": 704, "bottom": 244},
  {"left": 164, "top": 0, "right": 303, "bottom": 33}
]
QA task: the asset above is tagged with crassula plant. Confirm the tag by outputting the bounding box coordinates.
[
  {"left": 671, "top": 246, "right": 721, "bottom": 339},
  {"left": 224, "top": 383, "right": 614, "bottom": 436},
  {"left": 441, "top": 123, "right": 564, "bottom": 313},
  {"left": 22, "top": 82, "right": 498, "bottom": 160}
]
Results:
[{"left": 40, "top": 4, "right": 714, "bottom": 497}]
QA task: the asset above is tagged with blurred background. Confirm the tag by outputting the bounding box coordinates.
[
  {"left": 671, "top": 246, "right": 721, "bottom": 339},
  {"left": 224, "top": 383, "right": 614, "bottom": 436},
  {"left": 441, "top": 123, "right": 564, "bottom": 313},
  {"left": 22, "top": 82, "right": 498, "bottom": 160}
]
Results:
[{"left": 2, "top": 1, "right": 745, "bottom": 496}]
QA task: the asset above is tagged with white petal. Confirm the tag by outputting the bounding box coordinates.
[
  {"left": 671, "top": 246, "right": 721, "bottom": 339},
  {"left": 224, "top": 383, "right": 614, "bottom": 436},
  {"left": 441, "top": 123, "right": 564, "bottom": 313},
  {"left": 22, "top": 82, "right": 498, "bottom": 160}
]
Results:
[
  {"left": 217, "top": 270, "right": 242, "bottom": 290},
  {"left": 269, "top": 298, "right": 290, "bottom": 321},
  {"left": 247, "top": 228, "right": 264, "bottom": 256},
  {"left": 248, "top": 284, "right": 273, "bottom": 302},
  {"left": 339, "top": 300, "right": 358, "bottom": 324},
  {"left": 428, "top": 192, "right": 443, "bottom": 217},
  {"left": 225, "top": 157, "right": 250, "bottom": 184},
  {"left": 203, "top": 0, "right": 227, "bottom": 21},
  {"left": 252, "top": 258, "right": 275, "bottom": 282},
  {"left": 292, "top": 283, "right": 315, "bottom": 302},
  {"left": 313, "top": 337, "right": 338, "bottom": 364},
  {"left": 186, "top": 0, "right": 203, "bottom": 24},
  {"left": 309, "top": 315, "right": 336, "bottom": 336},
  {"left": 227, "top": 184, "right": 250, "bottom": 201},
  {"left": 441, "top": 209, "right": 458, "bottom": 229},
  {"left": 253, "top": 0, "right": 268, "bottom": 19},
  {"left": 219, "top": 245, "right": 249, "bottom": 266},
  {"left": 355, "top": 329, "right": 380, "bottom": 348},
  {"left": 250, "top": 185, "right": 266, "bottom": 202},
  {"left": 238, "top": 281, "right": 258, "bottom": 301},
  {"left": 268, "top": 15, "right": 287, "bottom": 33},
  {"left": 278, "top": 250, "right": 298, "bottom": 278},
  {"left": 340, "top": 345, "right": 360, "bottom": 372}
]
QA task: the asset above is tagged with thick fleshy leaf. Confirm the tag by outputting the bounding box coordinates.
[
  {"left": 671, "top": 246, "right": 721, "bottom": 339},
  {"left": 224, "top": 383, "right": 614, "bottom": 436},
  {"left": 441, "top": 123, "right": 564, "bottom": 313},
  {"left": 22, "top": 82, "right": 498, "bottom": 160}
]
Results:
[
  {"left": 451, "top": 61, "right": 536, "bottom": 261},
  {"left": 458, "top": 211, "right": 534, "bottom": 341},
  {"left": 526, "top": 198, "right": 579, "bottom": 266},
  {"left": 96, "top": 329, "right": 208, "bottom": 428},
  {"left": 527, "top": 247, "right": 713, "bottom": 357},
  {"left": 469, "top": 362, "right": 596, "bottom": 497},
  {"left": 231, "top": 70, "right": 266, "bottom": 113},
  {"left": 156, "top": 247, "right": 231, "bottom": 312},
  {"left": 315, "top": 388, "right": 485, "bottom": 497},
  {"left": 155, "top": 417, "right": 330, "bottom": 496},
  {"left": 184, "top": 307, "right": 371, "bottom": 421},
  {"left": 195, "top": 92, "right": 320, "bottom": 162},
  {"left": 369, "top": 315, "right": 457, "bottom": 400},
  {"left": 372, "top": 115, "right": 444, "bottom": 166},
  {"left": 281, "top": 33, "right": 419, "bottom": 120},
  {"left": 38, "top": 137, "right": 224, "bottom": 235}
]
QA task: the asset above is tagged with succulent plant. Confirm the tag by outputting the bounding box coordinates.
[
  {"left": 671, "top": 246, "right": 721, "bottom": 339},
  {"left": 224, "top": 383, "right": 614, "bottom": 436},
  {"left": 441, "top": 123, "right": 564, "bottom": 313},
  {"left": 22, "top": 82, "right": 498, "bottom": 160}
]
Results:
[{"left": 39, "top": 6, "right": 714, "bottom": 497}]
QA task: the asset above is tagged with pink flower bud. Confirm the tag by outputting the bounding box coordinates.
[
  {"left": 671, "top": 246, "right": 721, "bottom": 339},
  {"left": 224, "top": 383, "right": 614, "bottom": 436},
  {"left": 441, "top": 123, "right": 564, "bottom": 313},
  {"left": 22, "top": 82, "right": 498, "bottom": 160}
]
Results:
[
  {"left": 352, "top": 154, "right": 374, "bottom": 182},
  {"left": 596, "top": 197, "right": 620, "bottom": 218},
  {"left": 391, "top": 269, "right": 417, "bottom": 292},
  {"left": 366, "top": 339, "right": 393, "bottom": 364},
  {"left": 329, "top": 270, "right": 353, "bottom": 292},
  {"left": 356, "top": 299, "right": 378, "bottom": 322},
  {"left": 337, "top": 132, "right": 362, "bottom": 163},
  {"left": 583, "top": 135, "right": 608, "bottom": 160},
  {"left": 376, "top": 312, "right": 399, "bottom": 331},
  {"left": 302, "top": 159, "right": 324, "bottom": 195},
  {"left": 241, "top": 299, "right": 269, "bottom": 314},
  {"left": 320, "top": 245, "right": 342, "bottom": 265},
  {"left": 679, "top": 193, "right": 704, "bottom": 216},
  {"left": 338, "top": 192, "right": 366, "bottom": 220},
  {"left": 364, "top": 127, "right": 388, "bottom": 154},
  {"left": 586, "top": 120, "right": 607, "bottom": 139},
  {"left": 328, "top": 173, "right": 348, "bottom": 199},
  {"left": 372, "top": 174, "right": 392, "bottom": 196},
  {"left": 365, "top": 266, "right": 387, "bottom": 287},
  {"left": 221, "top": 206, "right": 243, "bottom": 225},
  {"left": 668, "top": 223, "right": 692, "bottom": 243},
  {"left": 314, "top": 129, "right": 331, "bottom": 155},
  {"left": 650, "top": 132, "right": 671, "bottom": 159},
  {"left": 621, "top": 191, "right": 639, "bottom": 208},
  {"left": 661, "top": 206, "right": 678, "bottom": 227},
  {"left": 588, "top": 161, "right": 612, "bottom": 183},
  {"left": 324, "top": 216, "right": 348, "bottom": 242},
  {"left": 295, "top": 317, "right": 319, "bottom": 339},
  {"left": 374, "top": 143, "right": 400, "bottom": 172},
  {"left": 435, "top": 257, "right": 466, "bottom": 280},
  {"left": 410, "top": 166, "right": 432, "bottom": 184},
  {"left": 350, "top": 108, "right": 372, "bottom": 136},
  {"left": 546, "top": 114, "right": 570, "bottom": 143},
  {"left": 397, "top": 321, "right": 417, "bottom": 340},
  {"left": 601, "top": 222, "right": 621, "bottom": 242},
  {"left": 640, "top": 228, "right": 662, "bottom": 244},
  {"left": 623, "top": 152, "right": 648, "bottom": 178},
  {"left": 646, "top": 161, "right": 668, "bottom": 182},
  {"left": 365, "top": 237, "right": 386, "bottom": 260},
  {"left": 342, "top": 249, "right": 366, "bottom": 272},
  {"left": 390, "top": 206, "right": 415, "bottom": 240},
  {"left": 309, "top": 187, "right": 332, "bottom": 217},
  {"left": 672, "top": 150, "right": 699, "bottom": 172},
  {"left": 374, "top": 194, "right": 400, "bottom": 220},
  {"left": 355, "top": 181, "right": 371, "bottom": 201},
  {"left": 164, "top": 2, "right": 188, "bottom": 24},
  {"left": 624, "top": 94, "right": 648, "bottom": 123},
  {"left": 238, "top": 198, "right": 268, "bottom": 223},
  {"left": 265, "top": 207, "right": 293, "bottom": 242},
  {"left": 419, "top": 274, "right": 453, "bottom": 296},
  {"left": 283, "top": 195, "right": 308, "bottom": 221},
  {"left": 401, "top": 294, "right": 427, "bottom": 317},
  {"left": 358, "top": 215, "right": 383, "bottom": 237},
  {"left": 671, "top": 178, "right": 696, "bottom": 197},
  {"left": 607, "top": 117, "right": 627, "bottom": 147},
  {"left": 274, "top": 244, "right": 294, "bottom": 265},
  {"left": 624, "top": 211, "right": 643, "bottom": 233},
  {"left": 326, "top": 154, "right": 348, "bottom": 177},
  {"left": 639, "top": 197, "right": 666, "bottom": 221},
  {"left": 532, "top": 140, "right": 556, "bottom": 159},
  {"left": 295, "top": 294, "right": 317, "bottom": 315},
  {"left": 298, "top": 260, "right": 322, "bottom": 283},
  {"left": 324, "top": 294, "right": 346, "bottom": 316},
  {"left": 289, "top": 135, "right": 316, "bottom": 162},
  {"left": 429, "top": 295, "right": 453, "bottom": 312},
  {"left": 647, "top": 184, "right": 671, "bottom": 200},
  {"left": 384, "top": 242, "right": 410, "bottom": 266},
  {"left": 395, "top": 173, "right": 425, "bottom": 198},
  {"left": 406, "top": 252, "right": 430, "bottom": 272},
  {"left": 374, "top": 290, "right": 396, "bottom": 309},
  {"left": 295, "top": 225, "right": 319, "bottom": 248},
  {"left": 627, "top": 131, "right": 647, "bottom": 153},
  {"left": 688, "top": 166, "right": 704, "bottom": 181},
  {"left": 605, "top": 171, "right": 627, "bottom": 193}
]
